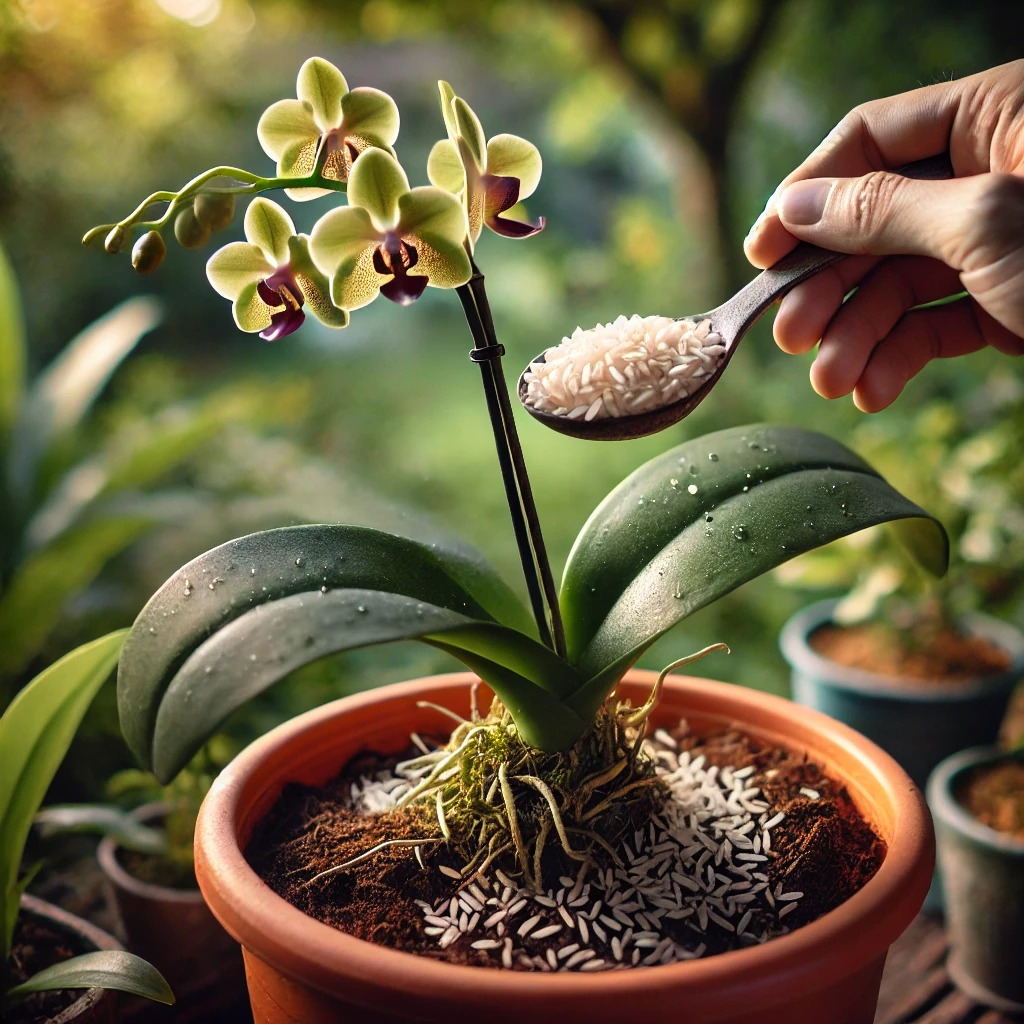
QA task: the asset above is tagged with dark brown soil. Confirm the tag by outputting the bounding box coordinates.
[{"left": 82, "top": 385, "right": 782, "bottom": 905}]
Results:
[
  {"left": 246, "top": 723, "right": 885, "bottom": 966},
  {"left": 955, "top": 759, "right": 1024, "bottom": 839},
  {"left": 5, "top": 915, "right": 90, "bottom": 1024},
  {"left": 810, "top": 622, "right": 1011, "bottom": 682}
]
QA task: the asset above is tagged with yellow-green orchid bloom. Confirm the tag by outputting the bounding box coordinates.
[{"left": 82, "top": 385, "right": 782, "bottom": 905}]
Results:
[
  {"left": 256, "top": 56, "right": 400, "bottom": 201},
  {"left": 427, "top": 82, "right": 544, "bottom": 249},
  {"left": 309, "top": 148, "right": 472, "bottom": 308},
  {"left": 206, "top": 198, "right": 348, "bottom": 341}
]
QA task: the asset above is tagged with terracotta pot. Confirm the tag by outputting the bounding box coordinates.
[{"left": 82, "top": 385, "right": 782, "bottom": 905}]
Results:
[
  {"left": 195, "top": 670, "right": 934, "bottom": 1024},
  {"left": 927, "top": 746, "right": 1024, "bottom": 1013},
  {"left": 16, "top": 893, "right": 120, "bottom": 1024},
  {"left": 96, "top": 803, "right": 247, "bottom": 1022},
  {"left": 780, "top": 599, "right": 1024, "bottom": 792}
]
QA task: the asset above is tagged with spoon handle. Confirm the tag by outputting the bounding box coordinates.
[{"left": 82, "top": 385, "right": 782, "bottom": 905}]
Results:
[{"left": 717, "top": 152, "right": 954, "bottom": 339}]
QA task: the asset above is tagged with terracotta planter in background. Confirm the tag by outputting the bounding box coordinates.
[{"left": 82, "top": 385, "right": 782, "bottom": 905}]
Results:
[
  {"left": 16, "top": 893, "right": 121, "bottom": 1024},
  {"left": 195, "top": 670, "right": 933, "bottom": 1024},
  {"left": 780, "top": 599, "right": 1024, "bottom": 791},
  {"left": 927, "top": 747, "right": 1024, "bottom": 1013},
  {"left": 97, "top": 803, "right": 247, "bottom": 1022}
]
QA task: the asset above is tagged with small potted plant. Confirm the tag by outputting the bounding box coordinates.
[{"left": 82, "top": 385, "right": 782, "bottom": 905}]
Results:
[
  {"left": 87, "top": 58, "right": 949, "bottom": 1024},
  {"left": 927, "top": 721, "right": 1024, "bottom": 1013},
  {"left": 34, "top": 746, "right": 247, "bottom": 1020},
  {"left": 1, "top": 633, "right": 174, "bottom": 1023},
  {"left": 778, "top": 400, "right": 1024, "bottom": 792}
]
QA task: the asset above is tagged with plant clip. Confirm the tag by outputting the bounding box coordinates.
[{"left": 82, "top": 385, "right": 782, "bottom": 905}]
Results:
[{"left": 469, "top": 343, "right": 506, "bottom": 362}]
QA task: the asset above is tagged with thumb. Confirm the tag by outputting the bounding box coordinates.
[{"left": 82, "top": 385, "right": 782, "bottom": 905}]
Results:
[
  {"left": 776, "top": 171, "right": 1005, "bottom": 264},
  {"left": 777, "top": 171, "right": 1024, "bottom": 337}
]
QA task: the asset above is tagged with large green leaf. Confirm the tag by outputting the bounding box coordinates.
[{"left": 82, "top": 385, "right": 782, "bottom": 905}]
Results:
[
  {"left": 0, "top": 243, "right": 25, "bottom": 450},
  {"left": 147, "top": 589, "right": 567, "bottom": 781},
  {"left": 561, "top": 424, "right": 948, "bottom": 705},
  {"left": 0, "top": 631, "right": 126, "bottom": 961},
  {"left": 4, "top": 950, "right": 174, "bottom": 1007},
  {"left": 119, "top": 525, "right": 531, "bottom": 771}
]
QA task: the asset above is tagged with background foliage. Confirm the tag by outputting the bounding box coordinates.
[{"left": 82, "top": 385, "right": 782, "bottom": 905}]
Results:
[{"left": 1, "top": 0, "right": 1019, "bottom": 796}]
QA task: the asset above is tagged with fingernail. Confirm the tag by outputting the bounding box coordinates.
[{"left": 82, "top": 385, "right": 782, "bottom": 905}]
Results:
[{"left": 778, "top": 179, "right": 834, "bottom": 226}]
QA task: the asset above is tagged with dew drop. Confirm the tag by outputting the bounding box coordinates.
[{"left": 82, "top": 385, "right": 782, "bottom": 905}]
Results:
[
  {"left": 295, "top": 556, "right": 304, "bottom": 567},
  {"left": 357, "top": 605, "right": 368, "bottom": 614},
  {"left": 320, "top": 585, "right": 329, "bottom": 594},
  {"left": 731, "top": 525, "right": 749, "bottom": 541},
  {"left": 803, "top": 520, "right": 814, "bottom": 529},
  {"left": 688, "top": 465, "right": 699, "bottom": 477},
  {"left": 705, "top": 513, "right": 714, "bottom": 522},
  {"left": 250, "top": 566, "right": 257, "bottom": 576},
  {"left": 148, "top": 627, "right": 157, "bottom": 635},
  {"left": 672, "top": 583, "right": 683, "bottom": 599},
  {"left": 708, "top": 452, "right": 718, "bottom": 462},
  {"left": 669, "top": 478, "right": 679, "bottom": 489},
  {"left": 704, "top": 526, "right": 714, "bottom": 538},
  {"left": 687, "top": 484, "right": 698, "bottom": 494}
]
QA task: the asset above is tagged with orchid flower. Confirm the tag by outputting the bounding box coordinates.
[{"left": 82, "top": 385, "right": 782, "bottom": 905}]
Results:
[
  {"left": 206, "top": 198, "right": 348, "bottom": 341},
  {"left": 309, "top": 148, "right": 472, "bottom": 308},
  {"left": 427, "top": 82, "right": 544, "bottom": 248},
  {"left": 257, "top": 57, "right": 400, "bottom": 201}
]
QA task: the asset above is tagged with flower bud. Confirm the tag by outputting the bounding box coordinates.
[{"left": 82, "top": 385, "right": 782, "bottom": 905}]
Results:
[
  {"left": 194, "top": 192, "right": 236, "bottom": 231},
  {"left": 104, "top": 224, "right": 130, "bottom": 254},
  {"left": 174, "top": 208, "right": 212, "bottom": 249},
  {"left": 131, "top": 231, "right": 167, "bottom": 274}
]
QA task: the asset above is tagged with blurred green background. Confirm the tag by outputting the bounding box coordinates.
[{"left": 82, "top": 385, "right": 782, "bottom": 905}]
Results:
[{"left": 2, "top": 0, "right": 1022, "bottom": 796}]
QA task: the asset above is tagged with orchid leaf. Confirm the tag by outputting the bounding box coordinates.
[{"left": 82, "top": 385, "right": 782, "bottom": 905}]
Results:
[
  {"left": 4, "top": 950, "right": 174, "bottom": 1007},
  {"left": 33, "top": 805, "right": 168, "bottom": 856},
  {"left": 118, "top": 524, "right": 532, "bottom": 772},
  {"left": 561, "top": 424, "right": 949, "bottom": 710},
  {"left": 149, "top": 590, "right": 575, "bottom": 780},
  {"left": 0, "top": 631, "right": 126, "bottom": 961}
]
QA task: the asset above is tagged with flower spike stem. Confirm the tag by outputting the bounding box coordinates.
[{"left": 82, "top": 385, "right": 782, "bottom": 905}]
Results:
[{"left": 457, "top": 268, "right": 565, "bottom": 657}]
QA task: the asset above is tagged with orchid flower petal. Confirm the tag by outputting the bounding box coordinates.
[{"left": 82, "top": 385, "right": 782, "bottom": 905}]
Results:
[
  {"left": 296, "top": 56, "right": 348, "bottom": 131},
  {"left": 347, "top": 149, "right": 409, "bottom": 229},
  {"left": 427, "top": 139, "right": 466, "bottom": 194},
  {"left": 398, "top": 186, "right": 468, "bottom": 246},
  {"left": 231, "top": 281, "right": 274, "bottom": 334},
  {"left": 309, "top": 205, "right": 381, "bottom": 276},
  {"left": 340, "top": 87, "right": 400, "bottom": 147},
  {"left": 257, "top": 99, "right": 319, "bottom": 164},
  {"left": 452, "top": 97, "right": 486, "bottom": 172},
  {"left": 244, "top": 198, "right": 296, "bottom": 266},
  {"left": 483, "top": 174, "right": 521, "bottom": 219},
  {"left": 486, "top": 134, "right": 543, "bottom": 200},
  {"left": 260, "top": 304, "right": 305, "bottom": 342},
  {"left": 379, "top": 269, "right": 429, "bottom": 305},
  {"left": 437, "top": 81, "right": 459, "bottom": 139},
  {"left": 329, "top": 246, "right": 385, "bottom": 311},
  {"left": 288, "top": 236, "right": 349, "bottom": 329},
  {"left": 488, "top": 211, "right": 547, "bottom": 238},
  {"left": 408, "top": 232, "right": 473, "bottom": 289},
  {"left": 206, "top": 241, "right": 273, "bottom": 299}
]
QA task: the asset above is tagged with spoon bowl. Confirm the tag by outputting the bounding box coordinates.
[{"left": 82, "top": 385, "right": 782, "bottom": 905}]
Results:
[{"left": 518, "top": 153, "right": 953, "bottom": 441}]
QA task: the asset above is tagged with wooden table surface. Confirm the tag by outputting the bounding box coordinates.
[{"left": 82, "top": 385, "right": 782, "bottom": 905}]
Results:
[{"left": 875, "top": 913, "right": 1022, "bottom": 1024}]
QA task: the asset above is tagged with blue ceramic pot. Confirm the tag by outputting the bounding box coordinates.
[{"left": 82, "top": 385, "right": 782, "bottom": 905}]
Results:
[
  {"left": 779, "top": 599, "right": 1024, "bottom": 792},
  {"left": 927, "top": 747, "right": 1024, "bottom": 1012}
]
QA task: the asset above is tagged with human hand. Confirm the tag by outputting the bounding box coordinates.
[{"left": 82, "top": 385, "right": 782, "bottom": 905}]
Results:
[{"left": 744, "top": 60, "right": 1024, "bottom": 411}]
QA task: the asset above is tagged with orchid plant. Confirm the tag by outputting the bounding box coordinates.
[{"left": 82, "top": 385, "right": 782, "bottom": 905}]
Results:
[{"left": 88, "top": 58, "right": 947, "bottom": 872}]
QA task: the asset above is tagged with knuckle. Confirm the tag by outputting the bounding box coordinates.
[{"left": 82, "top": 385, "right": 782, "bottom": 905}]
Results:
[{"left": 842, "top": 172, "right": 905, "bottom": 244}]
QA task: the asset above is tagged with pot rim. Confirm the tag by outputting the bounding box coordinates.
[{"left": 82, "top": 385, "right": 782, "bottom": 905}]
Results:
[
  {"left": 96, "top": 802, "right": 205, "bottom": 905},
  {"left": 195, "top": 671, "right": 933, "bottom": 1016},
  {"left": 926, "top": 745, "right": 1024, "bottom": 856},
  {"left": 779, "top": 598, "right": 1024, "bottom": 699}
]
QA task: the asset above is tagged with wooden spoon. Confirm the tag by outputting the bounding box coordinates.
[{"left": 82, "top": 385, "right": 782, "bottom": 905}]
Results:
[{"left": 518, "top": 153, "right": 954, "bottom": 441}]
